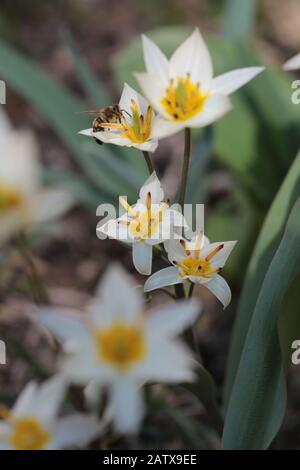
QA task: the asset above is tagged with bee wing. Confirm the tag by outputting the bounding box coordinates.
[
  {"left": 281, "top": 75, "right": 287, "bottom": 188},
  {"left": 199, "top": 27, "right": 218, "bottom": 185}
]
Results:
[{"left": 76, "top": 110, "right": 102, "bottom": 115}]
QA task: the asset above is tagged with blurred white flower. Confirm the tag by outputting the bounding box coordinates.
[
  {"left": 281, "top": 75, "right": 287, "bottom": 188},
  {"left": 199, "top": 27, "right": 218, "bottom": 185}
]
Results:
[
  {"left": 79, "top": 83, "right": 159, "bottom": 152},
  {"left": 0, "top": 375, "right": 101, "bottom": 450},
  {"left": 35, "top": 265, "right": 201, "bottom": 434},
  {"left": 98, "top": 172, "right": 186, "bottom": 275},
  {"left": 144, "top": 232, "right": 236, "bottom": 309},
  {"left": 0, "top": 110, "right": 73, "bottom": 244},
  {"left": 283, "top": 53, "right": 300, "bottom": 71},
  {"left": 135, "top": 28, "right": 264, "bottom": 139}
]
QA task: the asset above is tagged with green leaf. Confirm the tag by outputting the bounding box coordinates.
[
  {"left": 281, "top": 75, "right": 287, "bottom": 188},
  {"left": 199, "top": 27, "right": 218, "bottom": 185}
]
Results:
[
  {"left": 222, "top": 0, "right": 258, "bottom": 40},
  {"left": 222, "top": 198, "right": 300, "bottom": 449},
  {"left": 42, "top": 168, "right": 111, "bottom": 209},
  {"left": 64, "top": 32, "right": 109, "bottom": 107},
  {"left": 278, "top": 273, "right": 300, "bottom": 372},
  {"left": 225, "top": 149, "right": 300, "bottom": 405}
]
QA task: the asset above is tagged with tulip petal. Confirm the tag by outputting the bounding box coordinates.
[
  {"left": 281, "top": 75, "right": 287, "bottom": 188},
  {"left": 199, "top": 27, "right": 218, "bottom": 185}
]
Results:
[
  {"left": 147, "top": 299, "right": 201, "bottom": 339},
  {"left": 134, "top": 72, "right": 169, "bottom": 117},
  {"left": 150, "top": 116, "right": 185, "bottom": 139},
  {"left": 132, "top": 242, "right": 153, "bottom": 275},
  {"left": 93, "top": 264, "right": 143, "bottom": 325},
  {"left": 142, "top": 34, "right": 169, "bottom": 84},
  {"left": 211, "top": 66, "right": 265, "bottom": 96},
  {"left": 202, "top": 240, "right": 237, "bottom": 269},
  {"left": 204, "top": 274, "right": 232, "bottom": 309},
  {"left": 144, "top": 266, "right": 182, "bottom": 292},
  {"left": 54, "top": 414, "right": 102, "bottom": 449},
  {"left": 139, "top": 171, "right": 164, "bottom": 204},
  {"left": 283, "top": 53, "right": 300, "bottom": 71},
  {"left": 186, "top": 94, "right": 232, "bottom": 128},
  {"left": 110, "top": 380, "right": 144, "bottom": 434},
  {"left": 169, "top": 28, "right": 213, "bottom": 92}
]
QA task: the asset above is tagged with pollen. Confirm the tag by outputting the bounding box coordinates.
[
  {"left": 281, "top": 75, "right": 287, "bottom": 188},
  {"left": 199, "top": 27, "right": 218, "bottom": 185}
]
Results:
[
  {"left": 100, "top": 99, "right": 153, "bottom": 144},
  {"left": 10, "top": 418, "right": 50, "bottom": 450},
  {"left": 95, "top": 323, "right": 146, "bottom": 371},
  {"left": 161, "top": 74, "right": 208, "bottom": 122},
  {"left": 176, "top": 240, "right": 223, "bottom": 278},
  {"left": 0, "top": 185, "right": 22, "bottom": 214}
]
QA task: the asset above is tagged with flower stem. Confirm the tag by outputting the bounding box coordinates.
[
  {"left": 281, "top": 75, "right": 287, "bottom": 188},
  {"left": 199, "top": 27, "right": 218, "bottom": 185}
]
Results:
[
  {"left": 142, "top": 151, "right": 155, "bottom": 174},
  {"left": 16, "top": 232, "right": 49, "bottom": 305},
  {"left": 178, "top": 128, "right": 191, "bottom": 209}
]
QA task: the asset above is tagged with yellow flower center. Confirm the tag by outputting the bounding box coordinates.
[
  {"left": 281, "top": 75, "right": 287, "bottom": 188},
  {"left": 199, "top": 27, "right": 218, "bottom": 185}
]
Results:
[
  {"left": 176, "top": 237, "right": 223, "bottom": 279},
  {"left": 10, "top": 418, "right": 50, "bottom": 450},
  {"left": 177, "top": 256, "right": 215, "bottom": 278},
  {"left": 95, "top": 322, "right": 146, "bottom": 371},
  {"left": 119, "top": 193, "right": 168, "bottom": 241},
  {"left": 161, "top": 74, "right": 209, "bottom": 122},
  {"left": 0, "top": 185, "right": 22, "bottom": 214},
  {"left": 100, "top": 99, "right": 153, "bottom": 144}
]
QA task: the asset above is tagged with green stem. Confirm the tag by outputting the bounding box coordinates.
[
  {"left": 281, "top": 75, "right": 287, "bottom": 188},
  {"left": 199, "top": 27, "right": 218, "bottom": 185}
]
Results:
[
  {"left": 142, "top": 150, "right": 155, "bottom": 174},
  {"left": 178, "top": 128, "right": 192, "bottom": 209},
  {"left": 16, "top": 232, "right": 49, "bottom": 305}
]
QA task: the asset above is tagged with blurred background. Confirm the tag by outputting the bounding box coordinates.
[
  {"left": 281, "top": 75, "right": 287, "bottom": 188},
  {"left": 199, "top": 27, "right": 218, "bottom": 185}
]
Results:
[{"left": 1, "top": 0, "right": 300, "bottom": 450}]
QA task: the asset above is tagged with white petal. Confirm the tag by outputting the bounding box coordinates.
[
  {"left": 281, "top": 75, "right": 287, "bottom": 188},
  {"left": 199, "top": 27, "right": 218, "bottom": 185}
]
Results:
[
  {"left": 119, "top": 82, "right": 140, "bottom": 114},
  {"left": 93, "top": 264, "right": 143, "bottom": 326},
  {"left": 211, "top": 67, "right": 265, "bottom": 96},
  {"left": 144, "top": 266, "right": 182, "bottom": 292},
  {"left": 169, "top": 28, "right": 213, "bottom": 92},
  {"left": 204, "top": 274, "right": 231, "bottom": 309},
  {"left": 54, "top": 414, "right": 102, "bottom": 449},
  {"left": 203, "top": 240, "right": 237, "bottom": 268},
  {"left": 151, "top": 116, "right": 184, "bottom": 139},
  {"left": 283, "top": 53, "right": 300, "bottom": 71},
  {"left": 142, "top": 34, "right": 169, "bottom": 85},
  {"left": 147, "top": 299, "right": 201, "bottom": 339},
  {"left": 134, "top": 72, "right": 169, "bottom": 117},
  {"left": 186, "top": 94, "right": 232, "bottom": 128},
  {"left": 132, "top": 242, "right": 153, "bottom": 275},
  {"left": 110, "top": 380, "right": 144, "bottom": 435},
  {"left": 32, "top": 188, "right": 74, "bottom": 224},
  {"left": 139, "top": 171, "right": 164, "bottom": 204},
  {"left": 135, "top": 339, "right": 195, "bottom": 383},
  {"left": 12, "top": 381, "right": 37, "bottom": 418},
  {"left": 0, "top": 129, "right": 40, "bottom": 197},
  {"left": 34, "top": 375, "right": 66, "bottom": 424},
  {"left": 34, "top": 307, "right": 86, "bottom": 345},
  {"left": 164, "top": 238, "right": 186, "bottom": 262},
  {"left": 97, "top": 218, "right": 133, "bottom": 242},
  {"left": 79, "top": 128, "right": 93, "bottom": 137}
]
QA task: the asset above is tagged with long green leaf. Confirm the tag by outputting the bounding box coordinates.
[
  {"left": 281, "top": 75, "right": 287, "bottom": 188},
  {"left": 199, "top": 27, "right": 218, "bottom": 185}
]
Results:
[
  {"left": 222, "top": 198, "right": 300, "bottom": 449},
  {"left": 222, "top": 0, "right": 258, "bottom": 39},
  {"left": 225, "top": 149, "right": 300, "bottom": 404}
]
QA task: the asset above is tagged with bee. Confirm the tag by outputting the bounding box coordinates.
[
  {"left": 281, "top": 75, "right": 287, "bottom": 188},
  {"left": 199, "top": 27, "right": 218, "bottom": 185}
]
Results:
[{"left": 81, "top": 105, "right": 126, "bottom": 145}]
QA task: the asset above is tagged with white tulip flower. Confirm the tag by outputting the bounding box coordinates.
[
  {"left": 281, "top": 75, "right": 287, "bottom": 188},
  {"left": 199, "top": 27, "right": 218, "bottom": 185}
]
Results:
[
  {"left": 98, "top": 172, "right": 186, "bottom": 275},
  {"left": 0, "top": 109, "right": 73, "bottom": 244},
  {"left": 35, "top": 265, "right": 201, "bottom": 434},
  {"left": 0, "top": 375, "right": 101, "bottom": 450},
  {"left": 135, "top": 28, "right": 264, "bottom": 139},
  {"left": 79, "top": 83, "right": 159, "bottom": 152},
  {"left": 283, "top": 53, "right": 300, "bottom": 71},
  {"left": 144, "top": 232, "right": 236, "bottom": 309}
]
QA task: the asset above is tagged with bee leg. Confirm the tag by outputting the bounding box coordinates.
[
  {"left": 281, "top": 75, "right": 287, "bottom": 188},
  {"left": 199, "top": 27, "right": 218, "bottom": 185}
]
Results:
[{"left": 94, "top": 137, "right": 103, "bottom": 146}]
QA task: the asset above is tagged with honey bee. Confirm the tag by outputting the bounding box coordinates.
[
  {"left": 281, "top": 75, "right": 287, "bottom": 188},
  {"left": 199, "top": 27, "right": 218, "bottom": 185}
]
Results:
[{"left": 81, "top": 105, "right": 126, "bottom": 145}]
